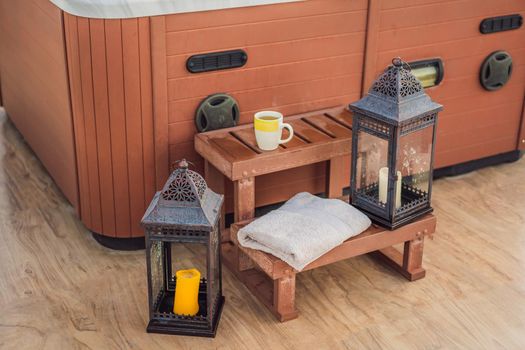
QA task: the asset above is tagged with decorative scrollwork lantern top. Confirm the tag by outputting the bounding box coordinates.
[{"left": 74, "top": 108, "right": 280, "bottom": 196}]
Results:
[
  {"left": 142, "top": 159, "right": 223, "bottom": 230},
  {"left": 351, "top": 57, "right": 442, "bottom": 125},
  {"left": 161, "top": 159, "right": 208, "bottom": 204},
  {"left": 370, "top": 57, "right": 424, "bottom": 101}
]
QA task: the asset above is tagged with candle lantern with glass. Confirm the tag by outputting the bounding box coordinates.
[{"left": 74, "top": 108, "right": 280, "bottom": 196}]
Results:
[
  {"left": 141, "top": 160, "right": 224, "bottom": 337},
  {"left": 349, "top": 57, "right": 443, "bottom": 229}
]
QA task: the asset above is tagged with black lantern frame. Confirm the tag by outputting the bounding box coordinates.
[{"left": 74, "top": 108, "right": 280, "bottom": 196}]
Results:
[
  {"left": 141, "top": 160, "right": 224, "bottom": 337},
  {"left": 349, "top": 58, "right": 443, "bottom": 230}
]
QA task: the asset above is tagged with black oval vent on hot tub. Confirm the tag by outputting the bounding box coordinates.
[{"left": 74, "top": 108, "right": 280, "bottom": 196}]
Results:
[
  {"left": 187, "top": 50, "right": 248, "bottom": 73},
  {"left": 480, "top": 14, "right": 522, "bottom": 34}
]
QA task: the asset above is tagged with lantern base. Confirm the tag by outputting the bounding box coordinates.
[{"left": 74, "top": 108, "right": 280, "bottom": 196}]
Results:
[
  {"left": 146, "top": 296, "right": 224, "bottom": 338},
  {"left": 362, "top": 207, "right": 434, "bottom": 230}
]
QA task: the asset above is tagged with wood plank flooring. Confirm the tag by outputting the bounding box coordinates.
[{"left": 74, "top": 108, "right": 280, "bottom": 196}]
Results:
[{"left": 0, "top": 107, "right": 524, "bottom": 349}]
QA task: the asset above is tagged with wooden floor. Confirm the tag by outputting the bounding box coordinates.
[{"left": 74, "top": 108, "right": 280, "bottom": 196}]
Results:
[{"left": 1, "top": 107, "right": 524, "bottom": 350}]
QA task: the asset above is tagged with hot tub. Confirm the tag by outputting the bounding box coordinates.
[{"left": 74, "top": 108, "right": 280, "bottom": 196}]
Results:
[{"left": 0, "top": 0, "right": 523, "bottom": 247}]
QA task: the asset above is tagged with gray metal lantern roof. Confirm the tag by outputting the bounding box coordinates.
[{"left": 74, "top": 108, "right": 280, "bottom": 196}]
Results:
[
  {"left": 141, "top": 160, "right": 223, "bottom": 231},
  {"left": 350, "top": 58, "right": 443, "bottom": 125}
]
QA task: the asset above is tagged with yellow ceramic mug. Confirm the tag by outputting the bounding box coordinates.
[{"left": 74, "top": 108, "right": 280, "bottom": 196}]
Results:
[{"left": 254, "top": 111, "right": 294, "bottom": 151}]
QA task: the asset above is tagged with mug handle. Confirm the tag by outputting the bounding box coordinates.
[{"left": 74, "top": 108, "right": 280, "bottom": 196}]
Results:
[{"left": 279, "top": 123, "right": 294, "bottom": 144}]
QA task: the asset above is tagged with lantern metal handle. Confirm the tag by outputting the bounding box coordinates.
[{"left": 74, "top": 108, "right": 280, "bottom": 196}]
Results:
[
  {"left": 392, "top": 57, "right": 412, "bottom": 71},
  {"left": 171, "top": 159, "right": 194, "bottom": 171}
]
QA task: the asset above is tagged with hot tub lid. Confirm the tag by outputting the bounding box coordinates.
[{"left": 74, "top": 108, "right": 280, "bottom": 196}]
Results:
[{"left": 49, "top": 0, "right": 303, "bottom": 19}]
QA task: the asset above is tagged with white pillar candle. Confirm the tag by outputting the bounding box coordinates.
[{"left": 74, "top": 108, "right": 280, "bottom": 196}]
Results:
[{"left": 378, "top": 167, "right": 402, "bottom": 208}]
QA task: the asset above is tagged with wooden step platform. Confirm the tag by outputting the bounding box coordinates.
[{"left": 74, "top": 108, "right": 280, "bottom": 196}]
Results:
[
  {"left": 195, "top": 106, "right": 352, "bottom": 181},
  {"left": 222, "top": 211, "right": 436, "bottom": 322},
  {"left": 195, "top": 106, "right": 353, "bottom": 227}
]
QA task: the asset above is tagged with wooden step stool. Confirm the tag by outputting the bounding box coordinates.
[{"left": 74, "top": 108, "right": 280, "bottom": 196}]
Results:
[
  {"left": 195, "top": 106, "right": 353, "bottom": 238},
  {"left": 195, "top": 105, "right": 437, "bottom": 322},
  {"left": 223, "top": 212, "right": 436, "bottom": 322}
]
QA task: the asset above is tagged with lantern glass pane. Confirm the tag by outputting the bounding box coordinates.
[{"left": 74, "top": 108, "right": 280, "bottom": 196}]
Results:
[
  {"left": 355, "top": 129, "right": 389, "bottom": 207},
  {"left": 395, "top": 124, "right": 434, "bottom": 214},
  {"left": 208, "top": 226, "right": 221, "bottom": 321},
  {"left": 149, "top": 240, "right": 164, "bottom": 311},
  {"left": 170, "top": 243, "right": 207, "bottom": 285}
]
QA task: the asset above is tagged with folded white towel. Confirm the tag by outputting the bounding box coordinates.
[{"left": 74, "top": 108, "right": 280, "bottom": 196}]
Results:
[{"left": 237, "top": 192, "right": 371, "bottom": 271}]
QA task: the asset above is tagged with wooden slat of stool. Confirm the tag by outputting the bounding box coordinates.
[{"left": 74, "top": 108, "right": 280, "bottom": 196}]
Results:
[
  {"left": 325, "top": 109, "right": 353, "bottom": 129},
  {"left": 231, "top": 129, "right": 266, "bottom": 154},
  {"left": 302, "top": 114, "right": 352, "bottom": 138},
  {"left": 287, "top": 119, "right": 331, "bottom": 143},
  {"left": 280, "top": 128, "right": 307, "bottom": 149},
  {"left": 208, "top": 133, "right": 258, "bottom": 161}
]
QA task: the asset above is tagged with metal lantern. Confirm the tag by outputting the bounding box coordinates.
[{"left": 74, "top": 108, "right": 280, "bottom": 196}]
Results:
[
  {"left": 349, "top": 58, "right": 443, "bottom": 230},
  {"left": 141, "top": 160, "right": 224, "bottom": 337}
]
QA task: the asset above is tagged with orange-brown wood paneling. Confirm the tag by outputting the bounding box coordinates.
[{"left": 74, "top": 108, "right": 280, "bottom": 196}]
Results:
[
  {"left": 0, "top": 0, "right": 78, "bottom": 208},
  {"left": 64, "top": 14, "right": 156, "bottom": 237},
  {"left": 366, "top": 0, "right": 525, "bottom": 169},
  {"left": 155, "top": 0, "right": 368, "bottom": 210},
  {"left": 0, "top": 72, "right": 3, "bottom": 106},
  {"left": 150, "top": 16, "right": 170, "bottom": 188},
  {"left": 64, "top": 14, "right": 91, "bottom": 227},
  {"left": 519, "top": 100, "right": 525, "bottom": 151}
]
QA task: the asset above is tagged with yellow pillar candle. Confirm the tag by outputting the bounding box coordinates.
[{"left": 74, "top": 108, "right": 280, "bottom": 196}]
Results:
[{"left": 174, "top": 268, "right": 201, "bottom": 316}]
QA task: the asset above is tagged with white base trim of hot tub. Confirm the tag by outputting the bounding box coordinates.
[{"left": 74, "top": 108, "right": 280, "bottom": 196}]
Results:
[{"left": 49, "top": 0, "right": 303, "bottom": 19}]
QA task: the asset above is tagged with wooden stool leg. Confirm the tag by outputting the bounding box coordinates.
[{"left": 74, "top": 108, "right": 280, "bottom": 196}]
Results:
[
  {"left": 205, "top": 161, "right": 228, "bottom": 241},
  {"left": 234, "top": 177, "right": 255, "bottom": 222},
  {"left": 273, "top": 274, "right": 299, "bottom": 322},
  {"left": 326, "top": 155, "right": 345, "bottom": 199},
  {"left": 232, "top": 177, "right": 255, "bottom": 274},
  {"left": 238, "top": 249, "right": 255, "bottom": 271},
  {"left": 402, "top": 237, "right": 426, "bottom": 281},
  {"left": 368, "top": 237, "right": 426, "bottom": 281}
]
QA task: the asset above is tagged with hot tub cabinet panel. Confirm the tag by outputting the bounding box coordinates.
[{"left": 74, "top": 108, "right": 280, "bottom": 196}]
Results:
[
  {"left": 519, "top": 104, "right": 525, "bottom": 151},
  {"left": 0, "top": 0, "right": 78, "bottom": 209},
  {"left": 63, "top": 15, "right": 157, "bottom": 237},
  {"left": 365, "top": 0, "right": 525, "bottom": 169},
  {"left": 59, "top": 0, "right": 368, "bottom": 238},
  {"left": 157, "top": 0, "right": 368, "bottom": 213},
  {"left": 1, "top": 0, "right": 524, "bottom": 241}
]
